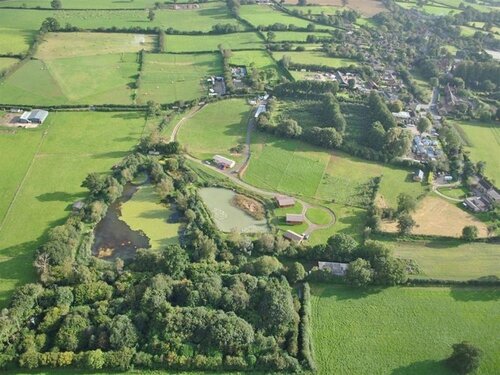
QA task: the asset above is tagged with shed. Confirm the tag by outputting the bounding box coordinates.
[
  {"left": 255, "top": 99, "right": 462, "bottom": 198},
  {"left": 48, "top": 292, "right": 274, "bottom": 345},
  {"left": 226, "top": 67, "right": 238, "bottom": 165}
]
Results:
[
  {"left": 19, "top": 111, "right": 31, "bottom": 123},
  {"left": 213, "top": 155, "right": 235, "bottom": 169},
  {"left": 318, "top": 261, "right": 349, "bottom": 276},
  {"left": 286, "top": 213, "right": 304, "bottom": 225},
  {"left": 413, "top": 169, "right": 424, "bottom": 182},
  {"left": 72, "top": 201, "right": 85, "bottom": 211},
  {"left": 28, "top": 109, "right": 49, "bottom": 124},
  {"left": 276, "top": 196, "right": 295, "bottom": 208},
  {"left": 283, "top": 230, "right": 303, "bottom": 242},
  {"left": 254, "top": 104, "right": 266, "bottom": 118}
]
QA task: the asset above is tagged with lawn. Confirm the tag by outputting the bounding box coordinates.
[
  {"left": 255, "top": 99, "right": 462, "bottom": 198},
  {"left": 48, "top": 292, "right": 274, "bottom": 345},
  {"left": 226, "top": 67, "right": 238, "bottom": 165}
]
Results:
[
  {"left": 137, "top": 53, "right": 222, "bottom": 104},
  {"left": 35, "top": 32, "right": 156, "bottom": 59},
  {"left": 239, "top": 4, "right": 333, "bottom": 29},
  {"left": 178, "top": 99, "right": 250, "bottom": 162},
  {"left": 0, "top": 111, "right": 146, "bottom": 308},
  {"left": 273, "top": 200, "right": 309, "bottom": 235},
  {"left": 311, "top": 284, "right": 500, "bottom": 374},
  {"left": 54, "top": 4, "right": 243, "bottom": 32},
  {"left": 0, "top": 53, "right": 139, "bottom": 105},
  {"left": 437, "top": 185, "right": 469, "bottom": 200},
  {"left": 0, "top": 27, "right": 35, "bottom": 55},
  {"left": 455, "top": 120, "right": 500, "bottom": 183},
  {"left": 165, "top": 32, "right": 264, "bottom": 53},
  {"left": 388, "top": 239, "right": 500, "bottom": 281},
  {"left": 306, "top": 206, "right": 331, "bottom": 225},
  {"left": 0, "top": 57, "right": 19, "bottom": 73},
  {"left": 272, "top": 50, "right": 359, "bottom": 67},
  {"left": 121, "top": 185, "right": 180, "bottom": 249}
]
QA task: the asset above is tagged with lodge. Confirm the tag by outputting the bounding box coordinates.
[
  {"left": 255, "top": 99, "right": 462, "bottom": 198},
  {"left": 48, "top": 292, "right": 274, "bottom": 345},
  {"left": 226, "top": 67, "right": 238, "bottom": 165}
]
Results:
[
  {"left": 275, "top": 196, "right": 295, "bottom": 208},
  {"left": 283, "top": 230, "right": 303, "bottom": 242},
  {"left": 286, "top": 213, "right": 304, "bottom": 225}
]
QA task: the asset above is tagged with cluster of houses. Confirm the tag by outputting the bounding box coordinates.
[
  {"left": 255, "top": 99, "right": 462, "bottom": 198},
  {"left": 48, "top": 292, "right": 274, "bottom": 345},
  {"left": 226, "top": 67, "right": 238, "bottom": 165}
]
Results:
[
  {"left": 464, "top": 177, "right": 500, "bottom": 213},
  {"left": 411, "top": 134, "right": 443, "bottom": 161},
  {"left": 275, "top": 196, "right": 307, "bottom": 243}
]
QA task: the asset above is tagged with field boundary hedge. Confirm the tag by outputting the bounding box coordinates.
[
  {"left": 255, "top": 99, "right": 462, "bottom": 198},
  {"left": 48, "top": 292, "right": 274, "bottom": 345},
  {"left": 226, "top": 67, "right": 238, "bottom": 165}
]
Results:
[{"left": 298, "top": 282, "right": 316, "bottom": 371}]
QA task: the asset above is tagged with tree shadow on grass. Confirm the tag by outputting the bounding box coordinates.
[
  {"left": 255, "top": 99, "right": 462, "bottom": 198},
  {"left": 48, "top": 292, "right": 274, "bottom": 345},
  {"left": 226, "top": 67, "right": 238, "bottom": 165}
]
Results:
[
  {"left": 318, "top": 284, "right": 383, "bottom": 301},
  {"left": 92, "top": 150, "right": 129, "bottom": 159},
  {"left": 110, "top": 112, "right": 145, "bottom": 120},
  {"left": 36, "top": 191, "right": 85, "bottom": 203},
  {"left": 424, "top": 238, "right": 462, "bottom": 249},
  {"left": 391, "top": 359, "right": 450, "bottom": 375},
  {"left": 450, "top": 284, "right": 500, "bottom": 302}
]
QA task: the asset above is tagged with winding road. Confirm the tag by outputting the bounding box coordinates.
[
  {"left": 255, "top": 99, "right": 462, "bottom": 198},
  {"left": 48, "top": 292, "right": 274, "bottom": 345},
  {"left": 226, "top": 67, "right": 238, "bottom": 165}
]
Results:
[{"left": 171, "top": 105, "right": 336, "bottom": 236}]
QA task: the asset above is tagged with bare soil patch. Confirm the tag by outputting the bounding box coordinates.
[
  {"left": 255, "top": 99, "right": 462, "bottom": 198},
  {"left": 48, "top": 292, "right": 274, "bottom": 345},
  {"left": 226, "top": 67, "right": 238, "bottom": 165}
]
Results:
[
  {"left": 381, "top": 195, "right": 488, "bottom": 238},
  {"left": 231, "top": 194, "right": 266, "bottom": 220},
  {"left": 0, "top": 113, "right": 40, "bottom": 128},
  {"left": 284, "top": 0, "right": 386, "bottom": 17}
]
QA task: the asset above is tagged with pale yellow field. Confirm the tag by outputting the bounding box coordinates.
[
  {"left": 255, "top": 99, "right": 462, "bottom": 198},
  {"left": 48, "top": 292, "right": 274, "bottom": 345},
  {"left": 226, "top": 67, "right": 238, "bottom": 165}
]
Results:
[
  {"left": 283, "top": 0, "right": 386, "bottom": 16},
  {"left": 381, "top": 195, "right": 488, "bottom": 237}
]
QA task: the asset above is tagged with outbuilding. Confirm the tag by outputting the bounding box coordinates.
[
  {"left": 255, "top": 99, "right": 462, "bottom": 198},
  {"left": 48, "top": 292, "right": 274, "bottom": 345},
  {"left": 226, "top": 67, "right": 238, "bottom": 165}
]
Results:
[
  {"left": 413, "top": 169, "right": 424, "bottom": 182},
  {"left": 286, "top": 213, "right": 304, "bottom": 225},
  {"left": 283, "top": 230, "right": 303, "bottom": 242},
  {"left": 275, "top": 196, "right": 295, "bottom": 208},
  {"left": 28, "top": 109, "right": 49, "bottom": 124},
  {"left": 318, "top": 261, "right": 349, "bottom": 276},
  {"left": 213, "top": 155, "right": 235, "bottom": 169}
]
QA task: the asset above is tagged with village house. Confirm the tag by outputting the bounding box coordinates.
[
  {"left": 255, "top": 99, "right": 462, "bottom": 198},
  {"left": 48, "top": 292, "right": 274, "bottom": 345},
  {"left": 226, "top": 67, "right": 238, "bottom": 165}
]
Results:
[
  {"left": 286, "top": 214, "right": 304, "bottom": 225},
  {"left": 283, "top": 230, "right": 303, "bottom": 242},
  {"left": 254, "top": 104, "right": 266, "bottom": 118},
  {"left": 473, "top": 178, "right": 500, "bottom": 207},
  {"left": 213, "top": 155, "right": 235, "bottom": 169},
  {"left": 275, "top": 196, "right": 295, "bottom": 208},
  {"left": 318, "top": 261, "right": 349, "bottom": 276},
  {"left": 463, "top": 196, "right": 489, "bottom": 213}
]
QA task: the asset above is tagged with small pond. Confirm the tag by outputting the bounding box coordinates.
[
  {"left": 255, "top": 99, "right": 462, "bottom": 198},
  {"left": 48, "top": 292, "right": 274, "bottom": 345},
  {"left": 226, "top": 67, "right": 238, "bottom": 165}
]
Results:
[
  {"left": 199, "top": 187, "right": 269, "bottom": 233},
  {"left": 92, "top": 184, "right": 150, "bottom": 260}
]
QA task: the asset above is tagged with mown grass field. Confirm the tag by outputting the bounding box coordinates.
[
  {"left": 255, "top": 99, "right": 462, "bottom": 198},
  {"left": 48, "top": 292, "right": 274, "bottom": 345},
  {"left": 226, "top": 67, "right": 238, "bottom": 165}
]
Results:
[
  {"left": 229, "top": 50, "right": 283, "bottom": 81},
  {"left": 178, "top": 99, "right": 250, "bottom": 161},
  {"left": 271, "top": 31, "right": 332, "bottom": 42},
  {"left": 0, "top": 0, "right": 158, "bottom": 8},
  {"left": 388, "top": 239, "right": 500, "bottom": 281},
  {"left": 306, "top": 207, "right": 331, "bottom": 225},
  {"left": 283, "top": 0, "right": 386, "bottom": 16},
  {"left": 0, "top": 53, "right": 138, "bottom": 105},
  {"left": 36, "top": 32, "right": 156, "bottom": 59},
  {"left": 272, "top": 50, "right": 359, "bottom": 67},
  {"left": 311, "top": 284, "right": 500, "bottom": 375},
  {"left": 0, "top": 57, "right": 19, "bottom": 72},
  {"left": 0, "top": 112, "right": 146, "bottom": 308},
  {"left": 244, "top": 131, "right": 426, "bottom": 208},
  {"left": 138, "top": 53, "right": 222, "bottom": 104},
  {"left": 455, "top": 120, "right": 500, "bottom": 183},
  {"left": 53, "top": 4, "right": 243, "bottom": 32},
  {"left": 0, "top": 27, "right": 35, "bottom": 55},
  {"left": 165, "top": 32, "right": 264, "bottom": 53},
  {"left": 121, "top": 185, "right": 180, "bottom": 249}
]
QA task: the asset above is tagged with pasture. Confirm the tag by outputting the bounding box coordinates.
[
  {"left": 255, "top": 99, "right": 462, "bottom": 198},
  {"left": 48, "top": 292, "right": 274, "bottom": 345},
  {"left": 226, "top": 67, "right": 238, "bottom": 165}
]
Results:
[
  {"left": 165, "top": 32, "right": 264, "bottom": 53},
  {"left": 0, "top": 28, "right": 35, "bottom": 55},
  {"left": 0, "top": 111, "right": 146, "bottom": 308},
  {"left": 271, "top": 31, "right": 332, "bottom": 42},
  {"left": 0, "top": 57, "right": 19, "bottom": 73},
  {"left": 381, "top": 195, "right": 489, "bottom": 238},
  {"left": 311, "top": 284, "right": 500, "bottom": 374},
  {"left": 35, "top": 32, "right": 156, "bottom": 59},
  {"left": 239, "top": 4, "right": 333, "bottom": 29},
  {"left": 229, "top": 50, "right": 283, "bottom": 82},
  {"left": 0, "top": 0, "right": 158, "bottom": 8},
  {"left": 455, "top": 120, "right": 500, "bottom": 183},
  {"left": 137, "top": 53, "right": 222, "bottom": 104},
  {"left": 54, "top": 4, "right": 243, "bottom": 32},
  {"left": 0, "top": 53, "right": 138, "bottom": 105},
  {"left": 121, "top": 185, "right": 180, "bottom": 249},
  {"left": 178, "top": 99, "right": 250, "bottom": 162},
  {"left": 272, "top": 50, "right": 359, "bottom": 67},
  {"left": 244, "top": 131, "right": 426, "bottom": 208},
  {"left": 389, "top": 239, "right": 500, "bottom": 281},
  {"left": 282, "top": 0, "right": 386, "bottom": 16}
]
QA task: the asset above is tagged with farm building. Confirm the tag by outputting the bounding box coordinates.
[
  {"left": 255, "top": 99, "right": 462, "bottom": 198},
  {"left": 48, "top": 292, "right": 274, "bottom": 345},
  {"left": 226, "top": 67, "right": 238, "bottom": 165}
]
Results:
[
  {"left": 18, "top": 109, "right": 49, "bottom": 124},
  {"left": 286, "top": 214, "right": 305, "bottom": 225},
  {"left": 413, "top": 169, "right": 424, "bottom": 182},
  {"left": 318, "top": 261, "right": 349, "bottom": 276},
  {"left": 213, "top": 155, "right": 235, "bottom": 169},
  {"left": 463, "top": 197, "right": 489, "bottom": 213},
  {"left": 283, "top": 230, "right": 303, "bottom": 242},
  {"left": 254, "top": 104, "right": 266, "bottom": 118},
  {"left": 275, "top": 196, "right": 295, "bottom": 208}
]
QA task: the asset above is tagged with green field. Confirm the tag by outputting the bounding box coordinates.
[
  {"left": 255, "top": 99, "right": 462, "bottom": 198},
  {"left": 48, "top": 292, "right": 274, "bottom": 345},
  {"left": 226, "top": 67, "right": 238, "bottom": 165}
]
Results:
[
  {"left": 0, "top": 27, "right": 35, "bottom": 55},
  {"left": 0, "top": 57, "right": 19, "bottom": 72},
  {"left": 306, "top": 206, "right": 331, "bottom": 225},
  {"left": 271, "top": 31, "right": 332, "bottom": 42},
  {"left": 0, "top": 53, "right": 138, "bottom": 105},
  {"left": 244, "top": 131, "right": 425, "bottom": 208},
  {"left": 0, "top": 0, "right": 159, "bottom": 8},
  {"left": 165, "top": 32, "right": 264, "bottom": 53},
  {"left": 178, "top": 99, "right": 250, "bottom": 161},
  {"left": 455, "top": 120, "right": 500, "bottom": 183},
  {"left": 229, "top": 50, "right": 283, "bottom": 82},
  {"left": 311, "top": 284, "right": 500, "bottom": 374},
  {"left": 53, "top": 4, "right": 243, "bottom": 32},
  {"left": 240, "top": 4, "right": 332, "bottom": 29},
  {"left": 137, "top": 53, "right": 222, "bottom": 104},
  {"left": 272, "top": 50, "right": 359, "bottom": 67},
  {"left": 121, "top": 185, "right": 180, "bottom": 249},
  {"left": 389, "top": 239, "right": 500, "bottom": 281},
  {"left": 0, "top": 111, "right": 146, "bottom": 308}
]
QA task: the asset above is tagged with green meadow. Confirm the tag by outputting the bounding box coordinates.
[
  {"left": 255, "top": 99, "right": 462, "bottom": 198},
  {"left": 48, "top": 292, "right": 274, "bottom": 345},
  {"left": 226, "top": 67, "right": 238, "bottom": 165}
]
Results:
[
  {"left": 271, "top": 31, "right": 332, "bottom": 42},
  {"left": 165, "top": 32, "right": 264, "bottom": 53},
  {"left": 0, "top": 27, "right": 35, "bottom": 55},
  {"left": 229, "top": 50, "right": 283, "bottom": 82},
  {"left": 455, "top": 120, "right": 500, "bottom": 183},
  {"left": 272, "top": 50, "right": 359, "bottom": 67},
  {"left": 311, "top": 284, "right": 500, "bottom": 375},
  {"left": 240, "top": 4, "right": 332, "bottom": 29},
  {"left": 389, "top": 239, "right": 500, "bottom": 281},
  {"left": 121, "top": 185, "right": 180, "bottom": 249},
  {"left": 0, "top": 112, "right": 146, "bottom": 308},
  {"left": 137, "top": 53, "right": 222, "bottom": 104},
  {"left": 178, "top": 99, "right": 250, "bottom": 161},
  {"left": 0, "top": 0, "right": 158, "bottom": 8},
  {"left": 54, "top": 4, "right": 243, "bottom": 32},
  {"left": 0, "top": 57, "right": 19, "bottom": 72}
]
